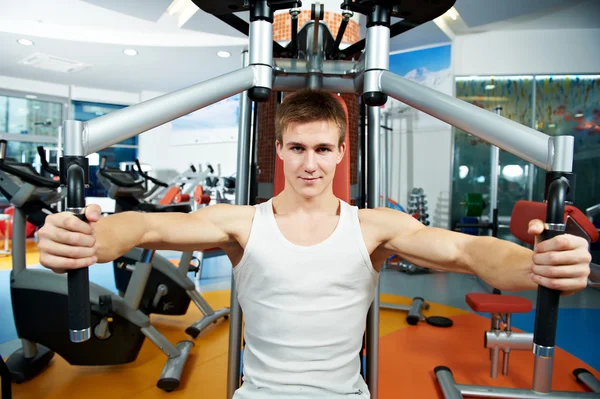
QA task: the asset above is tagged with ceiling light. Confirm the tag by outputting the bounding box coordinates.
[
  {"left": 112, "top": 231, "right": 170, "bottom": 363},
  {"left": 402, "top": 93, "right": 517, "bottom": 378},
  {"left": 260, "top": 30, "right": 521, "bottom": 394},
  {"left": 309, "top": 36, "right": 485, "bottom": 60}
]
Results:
[
  {"left": 18, "top": 39, "right": 34, "bottom": 46},
  {"left": 25, "top": 95, "right": 38, "bottom": 99},
  {"left": 123, "top": 49, "right": 138, "bottom": 56},
  {"left": 485, "top": 85, "right": 495, "bottom": 90},
  {"left": 446, "top": 9, "right": 457, "bottom": 21},
  {"left": 217, "top": 50, "right": 231, "bottom": 58},
  {"left": 574, "top": 113, "right": 584, "bottom": 118}
]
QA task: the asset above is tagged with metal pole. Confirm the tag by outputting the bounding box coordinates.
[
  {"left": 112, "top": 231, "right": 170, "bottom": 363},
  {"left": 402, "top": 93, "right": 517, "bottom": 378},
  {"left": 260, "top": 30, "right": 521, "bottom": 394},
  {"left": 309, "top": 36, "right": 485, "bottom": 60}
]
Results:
[
  {"left": 366, "top": 106, "right": 381, "bottom": 398},
  {"left": 528, "top": 78, "right": 538, "bottom": 201},
  {"left": 227, "top": 48, "right": 253, "bottom": 399},
  {"left": 381, "top": 113, "right": 389, "bottom": 208},
  {"left": 490, "top": 107, "right": 501, "bottom": 232},
  {"left": 80, "top": 67, "right": 256, "bottom": 155}
]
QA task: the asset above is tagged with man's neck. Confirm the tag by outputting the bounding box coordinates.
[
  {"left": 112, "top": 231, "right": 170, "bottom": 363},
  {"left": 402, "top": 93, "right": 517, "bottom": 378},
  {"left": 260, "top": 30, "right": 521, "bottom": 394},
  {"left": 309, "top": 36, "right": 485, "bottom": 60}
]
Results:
[{"left": 273, "top": 188, "right": 339, "bottom": 216}]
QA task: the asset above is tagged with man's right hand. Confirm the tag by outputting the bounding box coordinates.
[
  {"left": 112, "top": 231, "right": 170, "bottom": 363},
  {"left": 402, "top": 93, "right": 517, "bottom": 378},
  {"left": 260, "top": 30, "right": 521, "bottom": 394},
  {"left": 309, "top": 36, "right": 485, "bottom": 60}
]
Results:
[{"left": 38, "top": 204, "right": 102, "bottom": 273}]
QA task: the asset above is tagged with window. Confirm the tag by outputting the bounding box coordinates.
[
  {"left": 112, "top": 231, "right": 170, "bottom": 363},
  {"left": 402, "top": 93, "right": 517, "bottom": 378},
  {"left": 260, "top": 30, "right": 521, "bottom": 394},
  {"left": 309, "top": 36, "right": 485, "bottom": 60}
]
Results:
[
  {"left": 0, "top": 94, "right": 63, "bottom": 136},
  {"left": 72, "top": 100, "right": 138, "bottom": 196},
  {"left": 452, "top": 76, "right": 534, "bottom": 241},
  {"left": 451, "top": 74, "right": 600, "bottom": 249},
  {"left": 0, "top": 91, "right": 66, "bottom": 204},
  {"left": 531, "top": 75, "right": 600, "bottom": 212}
]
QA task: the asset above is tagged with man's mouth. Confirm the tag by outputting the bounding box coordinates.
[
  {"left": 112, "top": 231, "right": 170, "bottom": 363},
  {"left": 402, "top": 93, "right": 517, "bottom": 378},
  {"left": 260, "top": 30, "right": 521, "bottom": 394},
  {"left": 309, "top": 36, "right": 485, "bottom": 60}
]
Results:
[{"left": 300, "top": 177, "right": 319, "bottom": 182}]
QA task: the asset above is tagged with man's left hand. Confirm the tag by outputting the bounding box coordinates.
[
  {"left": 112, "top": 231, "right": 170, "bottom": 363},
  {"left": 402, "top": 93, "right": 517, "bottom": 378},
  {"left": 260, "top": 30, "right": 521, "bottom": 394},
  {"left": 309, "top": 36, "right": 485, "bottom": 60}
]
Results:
[{"left": 528, "top": 219, "right": 591, "bottom": 296}]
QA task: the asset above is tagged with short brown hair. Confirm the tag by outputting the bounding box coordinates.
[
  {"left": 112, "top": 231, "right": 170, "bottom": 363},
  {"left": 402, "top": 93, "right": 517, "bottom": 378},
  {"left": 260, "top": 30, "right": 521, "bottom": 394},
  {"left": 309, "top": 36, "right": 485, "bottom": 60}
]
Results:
[{"left": 275, "top": 89, "right": 347, "bottom": 147}]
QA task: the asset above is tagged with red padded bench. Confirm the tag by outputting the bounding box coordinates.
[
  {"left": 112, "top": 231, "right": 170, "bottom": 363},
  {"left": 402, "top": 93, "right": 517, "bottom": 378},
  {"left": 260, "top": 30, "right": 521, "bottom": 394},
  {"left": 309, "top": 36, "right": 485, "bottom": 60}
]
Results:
[{"left": 466, "top": 292, "right": 532, "bottom": 314}]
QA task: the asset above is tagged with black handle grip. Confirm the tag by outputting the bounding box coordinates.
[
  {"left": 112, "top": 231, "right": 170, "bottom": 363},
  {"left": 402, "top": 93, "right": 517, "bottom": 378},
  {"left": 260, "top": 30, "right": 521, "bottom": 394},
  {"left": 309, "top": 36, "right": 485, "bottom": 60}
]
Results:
[
  {"left": 68, "top": 215, "right": 91, "bottom": 334},
  {"left": 66, "top": 165, "right": 91, "bottom": 343},
  {"left": 533, "top": 177, "right": 569, "bottom": 348},
  {"left": 37, "top": 146, "right": 60, "bottom": 176},
  {"left": 190, "top": 164, "right": 197, "bottom": 173}
]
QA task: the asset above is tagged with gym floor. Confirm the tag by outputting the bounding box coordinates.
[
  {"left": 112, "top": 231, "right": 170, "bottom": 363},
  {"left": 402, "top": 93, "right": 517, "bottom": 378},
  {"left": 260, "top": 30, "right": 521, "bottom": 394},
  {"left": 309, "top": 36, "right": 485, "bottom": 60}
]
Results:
[{"left": 1, "top": 243, "right": 599, "bottom": 398}]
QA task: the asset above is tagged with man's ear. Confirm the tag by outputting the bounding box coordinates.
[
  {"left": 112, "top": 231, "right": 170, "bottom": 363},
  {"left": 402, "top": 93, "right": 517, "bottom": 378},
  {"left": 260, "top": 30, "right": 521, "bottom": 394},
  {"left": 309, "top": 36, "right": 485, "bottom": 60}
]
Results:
[
  {"left": 337, "top": 142, "right": 346, "bottom": 164},
  {"left": 276, "top": 140, "right": 284, "bottom": 160}
]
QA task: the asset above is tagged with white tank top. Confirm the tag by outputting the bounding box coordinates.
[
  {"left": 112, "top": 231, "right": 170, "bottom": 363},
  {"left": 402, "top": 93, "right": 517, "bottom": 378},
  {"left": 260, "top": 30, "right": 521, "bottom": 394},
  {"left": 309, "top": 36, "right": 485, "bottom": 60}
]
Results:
[{"left": 232, "top": 198, "right": 379, "bottom": 398}]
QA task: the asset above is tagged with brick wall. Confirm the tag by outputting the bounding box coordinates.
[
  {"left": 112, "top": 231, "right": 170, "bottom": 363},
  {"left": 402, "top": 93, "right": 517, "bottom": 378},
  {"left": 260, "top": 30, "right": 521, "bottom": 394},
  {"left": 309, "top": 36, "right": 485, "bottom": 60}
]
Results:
[{"left": 256, "top": 93, "right": 278, "bottom": 184}]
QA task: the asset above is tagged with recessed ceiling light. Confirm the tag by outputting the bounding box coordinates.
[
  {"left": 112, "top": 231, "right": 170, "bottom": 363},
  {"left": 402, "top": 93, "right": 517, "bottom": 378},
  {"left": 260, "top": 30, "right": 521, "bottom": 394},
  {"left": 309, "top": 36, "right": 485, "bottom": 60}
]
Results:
[
  {"left": 18, "top": 39, "right": 34, "bottom": 46},
  {"left": 123, "top": 49, "right": 138, "bottom": 56},
  {"left": 25, "top": 95, "right": 38, "bottom": 99},
  {"left": 485, "top": 84, "right": 495, "bottom": 90},
  {"left": 217, "top": 50, "right": 231, "bottom": 58}
]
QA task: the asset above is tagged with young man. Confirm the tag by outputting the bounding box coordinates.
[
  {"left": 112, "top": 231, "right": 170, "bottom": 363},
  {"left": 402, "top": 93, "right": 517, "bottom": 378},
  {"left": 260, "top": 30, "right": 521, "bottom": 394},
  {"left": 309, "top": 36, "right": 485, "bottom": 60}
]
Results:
[{"left": 38, "top": 90, "right": 591, "bottom": 398}]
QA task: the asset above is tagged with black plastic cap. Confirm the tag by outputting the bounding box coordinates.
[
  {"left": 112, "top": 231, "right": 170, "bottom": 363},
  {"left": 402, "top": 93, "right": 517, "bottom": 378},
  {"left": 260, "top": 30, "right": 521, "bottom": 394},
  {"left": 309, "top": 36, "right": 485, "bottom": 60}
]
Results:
[
  {"left": 573, "top": 368, "right": 589, "bottom": 382},
  {"left": 363, "top": 92, "right": 387, "bottom": 107},
  {"left": 406, "top": 314, "right": 419, "bottom": 325},
  {"left": 434, "top": 366, "right": 452, "bottom": 374},
  {"left": 249, "top": 87, "right": 272, "bottom": 102},
  {"left": 157, "top": 378, "right": 180, "bottom": 392},
  {"left": 185, "top": 326, "right": 200, "bottom": 339}
]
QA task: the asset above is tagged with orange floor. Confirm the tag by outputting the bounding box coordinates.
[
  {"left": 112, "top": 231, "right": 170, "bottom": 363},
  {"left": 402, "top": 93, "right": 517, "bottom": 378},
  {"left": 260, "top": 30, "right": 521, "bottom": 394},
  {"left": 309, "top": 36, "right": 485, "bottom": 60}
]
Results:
[
  {"left": 4, "top": 245, "right": 599, "bottom": 397},
  {"left": 8, "top": 292, "right": 599, "bottom": 398},
  {"left": 0, "top": 240, "right": 38, "bottom": 270}
]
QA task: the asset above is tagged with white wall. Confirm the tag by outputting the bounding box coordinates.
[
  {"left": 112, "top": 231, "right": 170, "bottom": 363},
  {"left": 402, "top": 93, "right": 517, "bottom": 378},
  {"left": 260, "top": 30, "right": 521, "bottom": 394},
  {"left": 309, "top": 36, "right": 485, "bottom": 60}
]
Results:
[
  {"left": 384, "top": 43, "right": 454, "bottom": 229},
  {"left": 454, "top": 28, "right": 600, "bottom": 76},
  {"left": 385, "top": 100, "right": 453, "bottom": 230}
]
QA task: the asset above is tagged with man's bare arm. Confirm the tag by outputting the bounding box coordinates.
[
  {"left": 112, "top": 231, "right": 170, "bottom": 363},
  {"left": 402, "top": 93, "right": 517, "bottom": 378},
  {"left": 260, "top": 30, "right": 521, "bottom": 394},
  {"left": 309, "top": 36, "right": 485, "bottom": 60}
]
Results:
[
  {"left": 38, "top": 204, "right": 253, "bottom": 271},
  {"left": 366, "top": 208, "right": 590, "bottom": 293}
]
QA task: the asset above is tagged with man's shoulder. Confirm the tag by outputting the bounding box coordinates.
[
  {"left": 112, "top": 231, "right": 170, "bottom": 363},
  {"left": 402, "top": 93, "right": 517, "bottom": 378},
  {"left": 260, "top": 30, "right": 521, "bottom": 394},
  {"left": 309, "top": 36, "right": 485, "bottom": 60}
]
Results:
[
  {"left": 207, "top": 203, "right": 256, "bottom": 220},
  {"left": 357, "top": 207, "right": 402, "bottom": 223}
]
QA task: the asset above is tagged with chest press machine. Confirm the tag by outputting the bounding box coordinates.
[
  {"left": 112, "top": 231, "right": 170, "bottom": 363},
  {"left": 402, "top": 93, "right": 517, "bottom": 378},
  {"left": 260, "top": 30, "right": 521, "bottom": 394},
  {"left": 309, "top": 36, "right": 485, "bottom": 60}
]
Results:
[{"left": 56, "top": 0, "right": 597, "bottom": 398}]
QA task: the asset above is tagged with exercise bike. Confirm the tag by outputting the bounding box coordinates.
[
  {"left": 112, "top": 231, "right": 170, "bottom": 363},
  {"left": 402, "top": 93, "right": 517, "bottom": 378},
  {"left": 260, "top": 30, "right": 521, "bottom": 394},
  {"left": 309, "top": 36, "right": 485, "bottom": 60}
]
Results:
[
  {"left": 0, "top": 140, "right": 193, "bottom": 392},
  {"left": 97, "top": 157, "right": 229, "bottom": 338}
]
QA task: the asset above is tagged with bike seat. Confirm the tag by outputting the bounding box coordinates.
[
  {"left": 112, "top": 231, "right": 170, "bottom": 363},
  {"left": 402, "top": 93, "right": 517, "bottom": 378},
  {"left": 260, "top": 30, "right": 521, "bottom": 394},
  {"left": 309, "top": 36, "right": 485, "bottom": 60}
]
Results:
[{"left": 137, "top": 202, "right": 192, "bottom": 213}]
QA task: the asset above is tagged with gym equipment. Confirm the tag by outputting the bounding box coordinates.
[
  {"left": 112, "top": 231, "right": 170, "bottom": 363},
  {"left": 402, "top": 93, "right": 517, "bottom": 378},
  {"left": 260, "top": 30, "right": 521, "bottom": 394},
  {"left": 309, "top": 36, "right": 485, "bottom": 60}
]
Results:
[
  {"left": 381, "top": 297, "right": 430, "bottom": 326},
  {"left": 465, "top": 293, "right": 534, "bottom": 379},
  {"left": 56, "top": 1, "right": 585, "bottom": 397},
  {"left": 0, "top": 141, "right": 193, "bottom": 392},
  {"left": 407, "top": 188, "right": 430, "bottom": 226},
  {"left": 1, "top": 354, "right": 11, "bottom": 399},
  {"left": 96, "top": 158, "right": 229, "bottom": 338},
  {"left": 0, "top": 207, "right": 37, "bottom": 239},
  {"left": 142, "top": 162, "right": 217, "bottom": 205},
  {"left": 589, "top": 263, "right": 600, "bottom": 288},
  {"left": 436, "top": 203, "right": 600, "bottom": 397},
  {"left": 462, "top": 193, "right": 485, "bottom": 217}
]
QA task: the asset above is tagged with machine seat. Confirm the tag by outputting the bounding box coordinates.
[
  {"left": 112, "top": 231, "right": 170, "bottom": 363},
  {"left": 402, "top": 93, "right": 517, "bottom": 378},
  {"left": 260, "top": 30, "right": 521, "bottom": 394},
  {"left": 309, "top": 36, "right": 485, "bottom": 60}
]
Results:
[{"left": 466, "top": 293, "right": 532, "bottom": 314}]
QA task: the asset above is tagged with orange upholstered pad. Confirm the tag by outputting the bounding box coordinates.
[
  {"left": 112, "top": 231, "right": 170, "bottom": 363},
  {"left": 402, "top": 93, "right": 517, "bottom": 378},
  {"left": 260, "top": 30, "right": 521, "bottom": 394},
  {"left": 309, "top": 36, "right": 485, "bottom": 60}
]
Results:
[
  {"left": 273, "top": 94, "right": 351, "bottom": 202},
  {"left": 510, "top": 200, "right": 599, "bottom": 245},
  {"left": 466, "top": 293, "right": 533, "bottom": 314},
  {"left": 159, "top": 186, "right": 181, "bottom": 205}
]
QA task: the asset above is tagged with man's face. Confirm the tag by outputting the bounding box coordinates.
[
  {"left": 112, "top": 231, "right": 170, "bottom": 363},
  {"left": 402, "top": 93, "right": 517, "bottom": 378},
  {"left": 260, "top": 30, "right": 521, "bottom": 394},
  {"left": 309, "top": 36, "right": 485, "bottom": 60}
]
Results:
[{"left": 276, "top": 120, "right": 345, "bottom": 199}]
